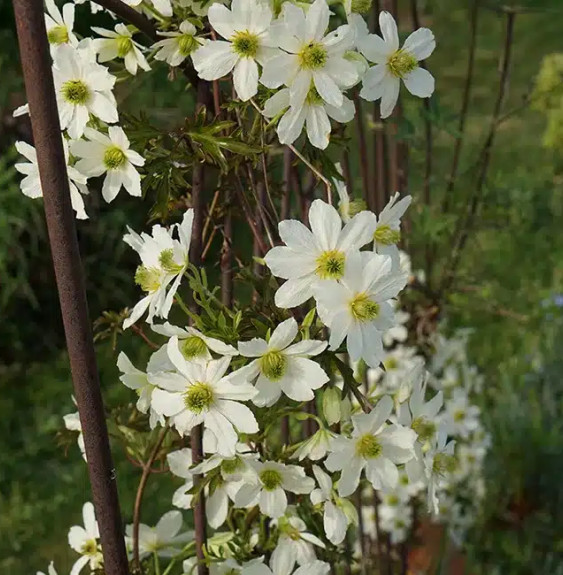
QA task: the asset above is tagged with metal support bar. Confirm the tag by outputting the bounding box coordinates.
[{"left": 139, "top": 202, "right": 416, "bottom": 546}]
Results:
[{"left": 11, "top": 1, "right": 129, "bottom": 573}]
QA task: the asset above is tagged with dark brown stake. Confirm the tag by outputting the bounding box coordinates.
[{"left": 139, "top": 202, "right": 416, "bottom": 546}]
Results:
[{"left": 11, "top": 1, "right": 128, "bottom": 574}]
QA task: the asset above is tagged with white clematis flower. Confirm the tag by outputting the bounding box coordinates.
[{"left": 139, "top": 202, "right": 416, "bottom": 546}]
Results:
[
  {"left": 191, "top": 0, "right": 278, "bottom": 101},
  {"left": 152, "top": 323, "right": 238, "bottom": 362},
  {"left": 373, "top": 192, "right": 412, "bottom": 268},
  {"left": 310, "top": 465, "right": 356, "bottom": 545},
  {"left": 292, "top": 427, "right": 336, "bottom": 461},
  {"left": 122, "top": 0, "right": 172, "bottom": 17},
  {"left": 45, "top": 0, "right": 77, "bottom": 48},
  {"left": 68, "top": 502, "right": 103, "bottom": 575},
  {"left": 125, "top": 511, "right": 192, "bottom": 559},
  {"left": 238, "top": 317, "right": 328, "bottom": 406},
  {"left": 123, "top": 210, "right": 194, "bottom": 328},
  {"left": 92, "top": 24, "right": 150, "bottom": 75},
  {"left": 15, "top": 139, "right": 89, "bottom": 220},
  {"left": 52, "top": 44, "right": 118, "bottom": 139},
  {"left": 421, "top": 429, "right": 456, "bottom": 514},
  {"left": 71, "top": 127, "right": 145, "bottom": 203},
  {"left": 378, "top": 497, "right": 412, "bottom": 544},
  {"left": 235, "top": 460, "right": 314, "bottom": 518},
  {"left": 261, "top": 0, "right": 358, "bottom": 109},
  {"left": 358, "top": 11, "right": 435, "bottom": 118},
  {"left": 441, "top": 387, "right": 481, "bottom": 439},
  {"left": 153, "top": 21, "right": 203, "bottom": 67},
  {"left": 314, "top": 251, "right": 408, "bottom": 367},
  {"left": 265, "top": 199, "right": 376, "bottom": 308},
  {"left": 63, "top": 408, "right": 86, "bottom": 461},
  {"left": 270, "top": 514, "right": 325, "bottom": 575},
  {"left": 150, "top": 339, "right": 258, "bottom": 457},
  {"left": 37, "top": 561, "right": 59, "bottom": 575},
  {"left": 262, "top": 86, "right": 354, "bottom": 149},
  {"left": 325, "top": 395, "right": 416, "bottom": 496}
]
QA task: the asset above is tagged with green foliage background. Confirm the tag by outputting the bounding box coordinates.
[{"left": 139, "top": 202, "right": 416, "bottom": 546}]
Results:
[{"left": 1, "top": 0, "right": 563, "bottom": 573}]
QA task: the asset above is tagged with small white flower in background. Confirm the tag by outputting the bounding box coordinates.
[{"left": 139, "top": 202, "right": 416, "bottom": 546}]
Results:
[
  {"left": 265, "top": 199, "right": 376, "bottom": 308},
  {"left": 264, "top": 561, "right": 329, "bottom": 575},
  {"left": 262, "top": 86, "right": 354, "bottom": 149},
  {"left": 178, "top": 0, "right": 228, "bottom": 17},
  {"left": 325, "top": 395, "right": 416, "bottom": 496},
  {"left": 12, "top": 103, "right": 29, "bottom": 117},
  {"left": 63, "top": 409, "right": 86, "bottom": 461},
  {"left": 122, "top": 0, "right": 172, "bottom": 17},
  {"left": 373, "top": 192, "right": 412, "bottom": 268},
  {"left": 45, "top": 0, "right": 77, "bottom": 47},
  {"left": 383, "top": 305, "right": 409, "bottom": 346},
  {"left": 235, "top": 460, "right": 314, "bottom": 518},
  {"left": 92, "top": 24, "right": 150, "bottom": 75},
  {"left": 310, "top": 465, "right": 357, "bottom": 545},
  {"left": 369, "top": 346, "right": 423, "bottom": 398},
  {"left": 270, "top": 514, "right": 325, "bottom": 575},
  {"left": 153, "top": 21, "right": 203, "bottom": 67},
  {"left": 358, "top": 11, "right": 435, "bottom": 118},
  {"left": 150, "top": 340, "right": 258, "bottom": 457},
  {"left": 123, "top": 210, "right": 194, "bottom": 328},
  {"left": 314, "top": 251, "right": 407, "bottom": 368},
  {"left": 117, "top": 352, "right": 165, "bottom": 429},
  {"left": 261, "top": 0, "right": 358, "bottom": 109},
  {"left": 292, "top": 427, "right": 336, "bottom": 461},
  {"left": 15, "top": 139, "right": 89, "bottom": 220},
  {"left": 71, "top": 127, "right": 145, "bottom": 203},
  {"left": 378, "top": 497, "right": 412, "bottom": 544},
  {"left": 192, "top": 0, "right": 278, "bottom": 101},
  {"left": 37, "top": 561, "right": 59, "bottom": 575},
  {"left": 52, "top": 44, "right": 118, "bottom": 139},
  {"left": 238, "top": 317, "right": 328, "bottom": 406},
  {"left": 152, "top": 322, "right": 238, "bottom": 361},
  {"left": 441, "top": 387, "right": 481, "bottom": 439},
  {"left": 125, "top": 510, "right": 192, "bottom": 559},
  {"left": 421, "top": 429, "right": 456, "bottom": 514},
  {"left": 68, "top": 502, "right": 103, "bottom": 575}
]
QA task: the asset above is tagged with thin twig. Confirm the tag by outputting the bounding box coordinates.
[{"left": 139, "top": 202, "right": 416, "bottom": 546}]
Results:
[
  {"left": 131, "top": 324, "right": 159, "bottom": 350},
  {"left": 287, "top": 144, "right": 332, "bottom": 204},
  {"left": 281, "top": 147, "right": 293, "bottom": 221},
  {"left": 353, "top": 91, "right": 371, "bottom": 209}
]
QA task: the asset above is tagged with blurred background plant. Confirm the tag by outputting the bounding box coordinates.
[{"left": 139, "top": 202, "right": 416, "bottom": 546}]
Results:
[{"left": 1, "top": 0, "right": 563, "bottom": 573}]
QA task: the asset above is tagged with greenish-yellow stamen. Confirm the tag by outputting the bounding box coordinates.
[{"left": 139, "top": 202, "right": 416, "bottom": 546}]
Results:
[
  {"left": 387, "top": 49, "right": 418, "bottom": 78},
  {"left": 80, "top": 539, "right": 98, "bottom": 556},
  {"left": 232, "top": 30, "right": 260, "bottom": 58},
  {"left": 135, "top": 265, "right": 161, "bottom": 293},
  {"left": 260, "top": 468, "right": 283, "bottom": 491},
  {"left": 351, "top": 0, "right": 373, "bottom": 14},
  {"left": 103, "top": 145, "right": 127, "bottom": 170},
  {"left": 184, "top": 382, "right": 214, "bottom": 413},
  {"left": 221, "top": 457, "right": 244, "bottom": 475},
  {"left": 411, "top": 416, "right": 436, "bottom": 442},
  {"left": 159, "top": 248, "right": 184, "bottom": 274},
  {"left": 61, "top": 79, "right": 90, "bottom": 105},
  {"left": 355, "top": 433, "right": 382, "bottom": 459},
  {"left": 374, "top": 225, "right": 401, "bottom": 245},
  {"left": 432, "top": 453, "right": 457, "bottom": 476},
  {"left": 117, "top": 36, "right": 133, "bottom": 58},
  {"left": 453, "top": 409, "right": 466, "bottom": 422},
  {"left": 260, "top": 350, "right": 287, "bottom": 381},
  {"left": 387, "top": 494, "right": 400, "bottom": 506},
  {"left": 47, "top": 25, "right": 69, "bottom": 45},
  {"left": 180, "top": 335, "right": 208, "bottom": 359},
  {"left": 383, "top": 357, "right": 398, "bottom": 370},
  {"left": 299, "top": 42, "right": 328, "bottom": 70},
  {"left": 349, "top": 293, "right": 380, "bottom": 322},
  {"left": 316, "top": 249, "right": 345, "bottom": 280},
  {"left": 178, "top": 34, "right": 198, "bottom": 56}
]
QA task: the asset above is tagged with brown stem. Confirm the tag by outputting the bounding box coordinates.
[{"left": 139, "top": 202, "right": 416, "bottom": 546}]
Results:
[
  {"left": 353, "top": 91, "right": 371, "bottom": 209},
  {"left": 440, "top": 8, "right": 516, "bottom": 297},
  {"left": 221, "top": 201, "right": 233, "bottom": 307},
  {"left": 133, "top": 426, "right": 169, "bottom": 571},
  {"left": 281, "top": 147, "right": 293, "bottom": 221},
  {"left": 234, "top": 174, "right": 269, "bottom": 255},
  {"left": 443, "top": 0, "right": 479, "bottom": 211}
]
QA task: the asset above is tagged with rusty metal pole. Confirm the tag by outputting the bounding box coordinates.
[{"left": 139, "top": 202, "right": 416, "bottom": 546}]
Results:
[{"left": 12, "top": 1, "right": 129, "bottom": 574}]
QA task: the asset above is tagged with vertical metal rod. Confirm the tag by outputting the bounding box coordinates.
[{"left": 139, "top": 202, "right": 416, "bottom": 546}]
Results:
[{"left": 11, "top": 1, "right": 128, "bottom": 574}]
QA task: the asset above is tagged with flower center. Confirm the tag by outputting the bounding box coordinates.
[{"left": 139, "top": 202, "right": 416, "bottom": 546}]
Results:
[
  {"left": 178, "top": 33, "right": 198, "bottom": 56},
  {"left": 80, "top": 539, "right": 99, "bottom": 556},
  {"left": 135, "top": 265, "right": 161, "bottom": 293},
  {"left": 61, "top": 79, "right": 90, "bottom": 105},
  {"left": 117, "top": 36, "right": 133, "bottom": 58},
  {"left": 383, "top": 357, "right": 398, "bottom": 370},
  {"left": 103, "top": 145, "right": 127, "bottom": 170},
  {"left": 259, "top": 350, "right": 287, "bottom": 381},
  {"left": 299, "top": 42, "right": 328, "bottom": 70},
  {"left": 453, "top": 409, "right": 466, "bottom": 422},
  {"left": 387, "top": 49, "right": 418, "bottom": 78},
  {"left": 158, "top": 248, "right": 184, "bottom": 273},
  {"left": 180, "top": 335, "right": 208, "bottom": 359},
  {"left": 47, "top": 25, "right": 69, "bottom": 45},
  {"left": 349, "top": 293, "right": 380, "bottom": 322},
  {"left": 411, "top": 416, "right": 436, "bottom": 442},
  {"left": 315, "top": 249, "right": 345, "bottom": 280},
  {"left": 259, "top": 468, "right": 283, "bottom": 491},
  {"left": 184, "top": 381, "right": 214, "bottom": 413},
  {"left": 432, "top": 452, "right": 457, "bottom": 476},
  {"left": 351, "top": 0, "right": 373, "bottom": 14},
  {"left": 374, "top": 224, "right": 401, "bottom": 245},
  {"left": 387, "top": 494, "right": 400, "bottom": 506},
  {"left": 221, "top": 457, "right": 244, "bottom": 475},
  {"left": 355, "top": 433, "right": 382, "bottom": 459},
  {"left": 232, "top": 30, "right": 260, "bottom": 58}
]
